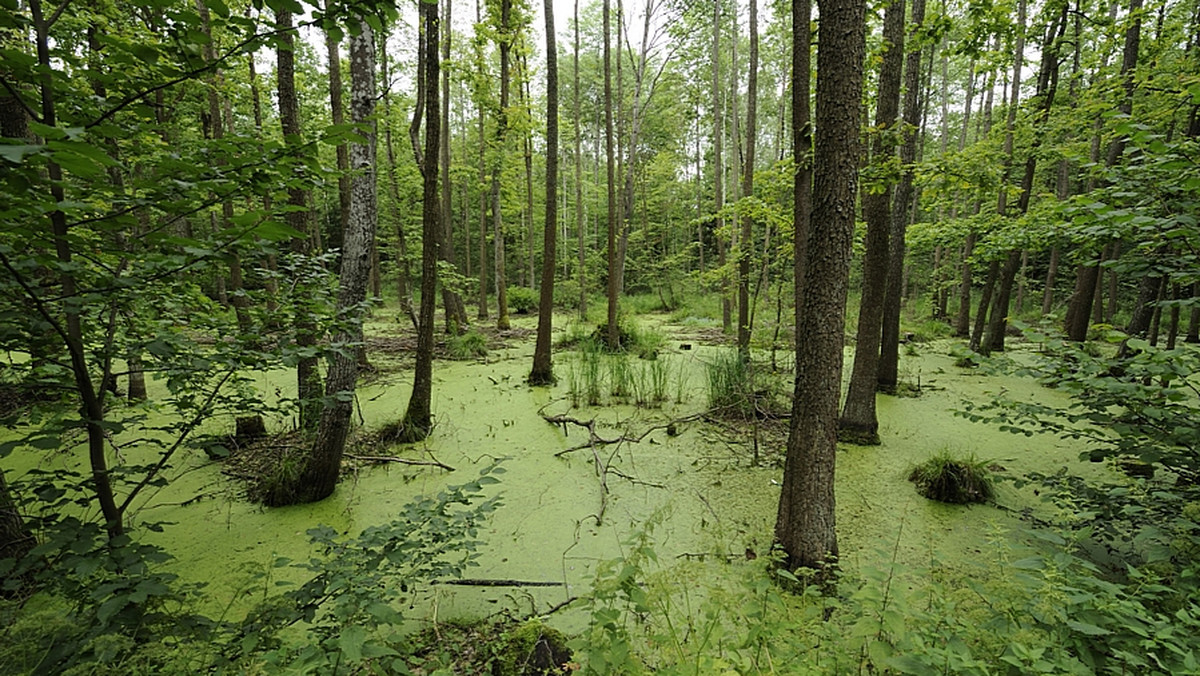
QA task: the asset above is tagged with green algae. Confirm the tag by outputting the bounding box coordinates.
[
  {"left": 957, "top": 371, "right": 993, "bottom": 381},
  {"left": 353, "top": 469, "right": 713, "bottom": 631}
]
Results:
[{"left": 1, "top": 318, "right": 1113, "bottom": 633}]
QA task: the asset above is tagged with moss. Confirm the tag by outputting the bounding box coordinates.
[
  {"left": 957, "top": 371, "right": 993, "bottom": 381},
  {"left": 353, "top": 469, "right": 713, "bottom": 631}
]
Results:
[{"left": 492, "top": 621, "right": 572, "bottom": 676}]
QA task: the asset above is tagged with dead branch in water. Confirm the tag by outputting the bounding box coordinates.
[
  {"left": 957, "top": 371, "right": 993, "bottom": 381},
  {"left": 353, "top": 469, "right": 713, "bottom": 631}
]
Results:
[
  {"left": 344, "top": 453, "right": 455, "bottom": 471},
  {"left": 434, "top": 578, "right": 564, "bottom": 587}
]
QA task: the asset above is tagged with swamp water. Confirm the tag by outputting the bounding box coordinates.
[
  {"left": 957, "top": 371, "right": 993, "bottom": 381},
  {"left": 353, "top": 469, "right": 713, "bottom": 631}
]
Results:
[{"left": 5, "top": 315, "right": 1110, "bottom": 633}]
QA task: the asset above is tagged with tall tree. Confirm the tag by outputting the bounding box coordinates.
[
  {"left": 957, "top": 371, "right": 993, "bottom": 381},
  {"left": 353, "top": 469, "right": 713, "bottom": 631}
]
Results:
[
  {"left": 711, "top": 0, "right": 729, "bottom": 335},
  {"left": 492, "top": 0, "right": 514, "bottom": 331},
  {"left": 736, "top": 0, "right": 760, "bottom": 356},
  {"left": 400, "top": 0, "right": 444, "bottom": 441},
  {"left": 277, "top": 8, "right": 324, "bottom": 432},
  {"left": 530, "top": 0, "right": 559, "bottom": 385},
  {"left": 380, "top": 40, "right": 418, "bottom": 328},
  {"left": 839, "top": 0, "right": 905, "bottom": 444},
  {"left": 604, "top": 0, "right": 619, "bottom": 348},
  {"left": 775, "top": 0, "right": 865, "bottom": 571},
  {"left": 877, "top": 0, "right": 926, "bottom": 391},
  {"left": 283, "top": 17, "right": 379, "bottom": 505},
  {"left": 440, "top": 0, "right": 470, "bottom": 334},
  {"left": 574, "top": 0, "right": 586, "bottom": 319}
]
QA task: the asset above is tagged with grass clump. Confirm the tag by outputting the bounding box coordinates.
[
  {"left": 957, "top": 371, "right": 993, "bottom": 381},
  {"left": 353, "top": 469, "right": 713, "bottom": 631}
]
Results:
[
  {"left": 705, "top": 349, "right": 781, "bottom": 418},
  {"left": 447, "top": 329, "right": 488, "bottom": 360},
  {"left": 908, "top": 450, "right": 995, "bottom": 504}
]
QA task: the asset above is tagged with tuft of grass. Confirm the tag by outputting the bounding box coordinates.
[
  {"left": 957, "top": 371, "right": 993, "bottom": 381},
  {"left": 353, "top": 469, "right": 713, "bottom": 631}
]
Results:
[
  {"left": 447, "top": 330, "right": 488, "bottom": 360},
  {"left": 706, "top": 349, "right": 758, "bottom": 417},
  {"left": 908, "top": 450, "right": 995, "bottom": 504}
]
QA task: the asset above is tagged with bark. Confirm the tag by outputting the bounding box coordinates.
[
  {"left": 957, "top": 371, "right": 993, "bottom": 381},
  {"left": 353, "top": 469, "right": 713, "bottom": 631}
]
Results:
[
  {"left": 380, "top": 43, "right": 418, "bottom": 329},
  {"left": 287, "top": 20, "right": 378, "bottom": 504},
  {"left": 0, "top": 468, "right": 34, "bottom": 573},
  {"left": 792, "top": 0, "right": 813, "bottom": 340},
  {"left": 737, "top": 0, "right": 760, "bottom": 355},
  {"left": 712, "top": 0, "right": 730, "bottom": 336},
  {"left": 574, "top": 0, "right": 586, "bottom": 319},
  {"left": 476, "top": 0, "right": 490, "bottom": 320},
  {"left": 775, "top": 0, "right": 863, "bottom": 573},
  {"left": 1166, "top": 283, "right": 1181, "bottom": 350},
  {"left": 326, "top": 23, "right": 351, "bottom": 260},
  {"left": 400, "top": 0, "right": 443, "bottom": 441},
  {"left": 840, "top": 0, "right": 904, "bottom": 442},
  {"left": 439, "top": 0, "right": 469, "bottom": 334},
  {"left": 969, "top": 259, "right": 1000, "bottom": 352},
  {"left": 877, "top": 0, "right": 925, "bottom": 393},
  {"left": 529, "top": 0, "right": 559, "bottom": 385},
  {"left": 604, "top": 0, "right": 618, "bottom": 348},
  {"left": 1042, "top": 246, "right": 1059, "bottom": 316},
  {"left": 277, "top": 9, "right": 323, "bottom": 432},
  {"left": 1186, "top": 282, "right": 1199, "bottom": 344},
  {"left": 954, "top": 232, "right": 976, "bottom": 337},
  {"left": 493, "top": 0, "right": 513, "bottom": 331}
]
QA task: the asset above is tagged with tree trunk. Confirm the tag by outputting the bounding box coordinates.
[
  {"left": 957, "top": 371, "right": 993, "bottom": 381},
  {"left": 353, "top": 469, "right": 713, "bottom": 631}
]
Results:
[
  {"left": 603, "top": 0, "right": 618, "bottom": 348},
  {"left": 574, "top": 0, "right": 586, "bottom": 319},
  {"left": 737, "top": 0, "right": 760, "bottom": 356},
  {"left": 283, "top": 19, "right": 379, "bottom": 504},
  {"left": 0, "top": 468, "right": 34, "bottom": 574},
  {"left": 530, "top": 0, "right": 559, "bottom": 385},
  {"left": 712, "top": 0, "right": 730, "bottom": 336},
  {"left": 379, "top": 43, "right": 418, "bottom": 329},
  {"left": 326, "top": 22, "right": 351, "bottom": 265},
  {"left": 1042, "top": 246, "right": 1059, "bottom": 316},
  {"left": 877, "top": 0, "right": 926, "bottom": 393},
  {"left": 840, "top": 0, "right": 904, "bottom": 442},
  {"left": 776, "top": 0, "right": 863, "bottom": 573},
  {"left": 954, "top": 231, "right": 976, "bottom": 337},
  {"left": 439, "top": 0, "right": 469, "bottom": 334},
  {"left": 492, "top": 0, "right": 513, "bottom": 331},
  {"left": 277, "top": 9, "right": 323, "bottom": 432},
  {"left": 970, "top": 259, "right": 999, "bottom": 352},
  {"left": 1186, "top": 282, "right": 1199, "bottom": 343},
  {"left": 400, "top": 0, "right": 443, "bottom": 441}
]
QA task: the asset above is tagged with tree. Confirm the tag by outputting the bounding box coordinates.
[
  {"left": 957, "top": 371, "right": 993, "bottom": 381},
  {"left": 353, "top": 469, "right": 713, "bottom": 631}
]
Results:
[
  {"left": 877, "top": 0, "right": 926, "bottom": 391},
  {"left": 604, "top": 0, "right": 619, "bottom": 348},
  {"left": 277, "top": 8, "right": 324, "bottom": 433},
  {"left": 736, "top": 0, "right": 760, "bottom": 356},
  {"left": 492, "top": 0, "right": 514, "bottom": 331},
  {"left": 280, "top": 17, "right": 380, "bottom": 505},
  {"left": 529, "top": 0, "right": 558, "bottom": 385},
  {"left": 775, "top": 0, "right": 865, "bottom": 572},
  {"left": 839, "top": 0, "right": 905, "bottom": 444},
  {"left": 440, "top": 0, "right": 470, "bottom": 334},
  {"left": 399, "top": 0, "right": 444, "bottom": 442}
]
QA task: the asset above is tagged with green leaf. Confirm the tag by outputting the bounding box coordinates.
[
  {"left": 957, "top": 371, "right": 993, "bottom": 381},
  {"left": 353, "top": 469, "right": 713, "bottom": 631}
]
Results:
[
  {"left": 1066, "top": 620, "right": 1111, "bottom": 636},
  {"left": 338, "top": 625, "right": 366, "bottom": 662},
  {"left": 0, "top": 144, "right": 43, "bottom": 164}
]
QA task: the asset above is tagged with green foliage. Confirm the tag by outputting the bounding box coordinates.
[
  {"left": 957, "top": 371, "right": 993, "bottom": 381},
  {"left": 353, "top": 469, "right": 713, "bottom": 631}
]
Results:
[
  {"left": 907, "top": 450, "right": 995, "bottom": 504},
  {"left": 508, "top": 287, "right": 538, "bottom": 314},
  {"left": 705, "top": 350, "right": 780, "bottom": 419},
  {"left": 493, "top": 621, "right": 573, "bottom": 676},
  {"left": 448, "top": 330, "right": 489, "bottom": 360},
  {"left": 1, "top": 467, "right": 505, "bottom": 674}
]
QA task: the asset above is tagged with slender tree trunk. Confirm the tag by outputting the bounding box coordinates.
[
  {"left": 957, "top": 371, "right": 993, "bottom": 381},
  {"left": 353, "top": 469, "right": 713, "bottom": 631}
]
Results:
[
  {"left": 712, "top": 0, "right": 730, "bottom": 335},
  {"left": 604, "top": 0, "right": 618, "bottom": 348},
  {"left": 438, "top": 0, "right": 469, "bottom": 334},
  {"left": 1042, "top": 246, "right": 1059, "bottom": 316},
  {"left": 574, "top": 0, "right": 586, "bottom": 319},
  {"left": 1186, "top": 282, "right": 1199, "bottom": 343},
  {"left": 530, "top": 0, "right": 559, "bottom": 385},
  {"left": 277, "top": 9, "right": 323, "bottom": 432},
  {"left": 493, "top": 0, "right": 513, "bottom": 330},
  {"left": 326, "top": 21, "right": 351, "bottom": 267},
  {"left": 776, "top": 0, "right": 863, "bottom": 573},
  {"left": 400, "top": 0, "right": 443, "bottom": 441},
  {"left": 379, "top": 44, "right": 418, "bottom": 329},
  {"left": 840, "top": 0, "right": 904, "bottom": 441},
  {"left": 0, "top": 469, "right": 34, "bottom": 570},
  {"left": 737, "top": 0, "right": 760, "bottom": 356},
  {"left": 284, "top": 19, "right": 378, "bottom": 505},
  {"left": 877, "top": 0, "right": 926, "bottom": 392}
]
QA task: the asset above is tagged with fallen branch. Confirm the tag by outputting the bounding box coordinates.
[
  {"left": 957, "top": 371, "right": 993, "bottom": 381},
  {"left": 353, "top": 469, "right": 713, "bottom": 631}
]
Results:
[
  {"left": 434, "top": 578, "right": 564, "bottom": 587},
  {"left": 344, "top": 454, "right": 455, "bottom": 471}
]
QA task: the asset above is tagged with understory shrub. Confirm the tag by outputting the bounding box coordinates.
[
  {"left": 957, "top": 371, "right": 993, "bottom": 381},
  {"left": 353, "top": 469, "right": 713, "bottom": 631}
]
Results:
[
  {"left": 447, "top": 329, "right": 488, "bottom": 360},
  {"left": 908, "top": 450, "right": 995, "bottom": 504},
  {"left": 507, "top": 287, "right": 537, "bottom": 314}
]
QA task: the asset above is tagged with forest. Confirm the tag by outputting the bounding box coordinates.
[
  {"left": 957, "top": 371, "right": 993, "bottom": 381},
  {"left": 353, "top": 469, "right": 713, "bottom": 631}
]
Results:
[{"left": 1, "top": 0, "right": 1199, "bottom": 669}]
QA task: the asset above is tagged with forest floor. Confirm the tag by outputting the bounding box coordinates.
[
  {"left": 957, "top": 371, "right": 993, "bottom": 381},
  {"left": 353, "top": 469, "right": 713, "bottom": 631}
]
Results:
[{"left": 3, "top": 303, "right": 1117, "bottom": 661}]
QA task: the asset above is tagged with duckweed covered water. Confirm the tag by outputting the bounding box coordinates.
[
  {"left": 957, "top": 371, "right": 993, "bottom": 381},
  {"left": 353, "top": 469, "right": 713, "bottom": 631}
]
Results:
[{"left": 3, "top": 316, "right": 1108, "bottom": 628}]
